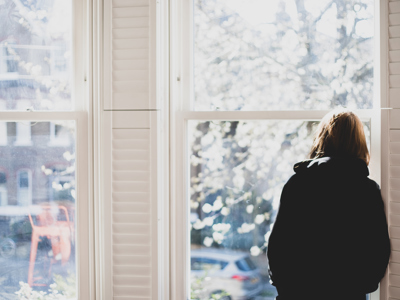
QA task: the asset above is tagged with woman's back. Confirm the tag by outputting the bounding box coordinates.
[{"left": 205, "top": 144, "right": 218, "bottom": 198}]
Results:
[{"left": 267, "top": 157, "right": 390, "bottom": 299}]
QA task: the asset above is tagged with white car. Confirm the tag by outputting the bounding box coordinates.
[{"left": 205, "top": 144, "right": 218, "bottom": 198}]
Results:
[{"left": 191, "top": 248, "right": 263, "bottom": 300}]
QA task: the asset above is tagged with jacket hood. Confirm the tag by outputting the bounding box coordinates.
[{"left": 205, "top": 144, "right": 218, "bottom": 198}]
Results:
[{"left": 293, "top": 157, "right": 369, "bottom": 177}]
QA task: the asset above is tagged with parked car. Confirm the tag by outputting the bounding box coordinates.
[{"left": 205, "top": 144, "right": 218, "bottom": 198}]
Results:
[{"left": 191, "top": 248, "right": 262, "bottom": 300}]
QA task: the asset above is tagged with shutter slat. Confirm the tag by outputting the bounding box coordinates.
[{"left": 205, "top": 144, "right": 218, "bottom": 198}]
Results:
[
  {"left": 113, "top": 111, "right": 150, "bottom": 129},
  {"left": 113, "top": 49, "right": 148, "bottom": 60},
  {"left": 390, "top": 214, "right": 400, "bottom": 226},
  {"left": 113, "top": 38, "right": 149, "bottom": 50},
  {"left": 112, "top": 182, "right": 149, "bottom": 193},
  {"left": 391, "top": 130, "right": 400, "bottom": 141},
  {"left": 390, "top": 89, "right": 400, "bottom": 108},
  {"left": 114, "top": 255, "right": 151, "bottom": 265},
  {"left": 392, "top": 251, "right": 400, "bottom": 263},
  {"left": 390, "top": 75, "right": 400, "bottom": 87},
  {"left": 391, "top": 2, "right": 400, "bottom": 13},
  {"left": 112, "top": 94, "right": 149, "bottom": 109},
  {"left": 391, "top": 63, "right": 400, "bottom": 74},
  {"left": 114, "top": 265, "right": 151, "bottom": 276},
  {"left": 391, "top": 226, "right": 400, "bottom": 239},
  {"left": 113, "top": 17, "right": 148, "bottom": 28},
  {"left": 391, "top": 202, "right": 400, "bottom": 214},
  {"left": 113, "top": 7, "right": 149, "bottom": 18},
  {"left": 113, "top": 81, "right": 149, "bottom": 92},
  {"left": 113, "top": 223, "right": 150, "bottom": 235},
  {"left": 112, "top": 192, "right": 149, "bottom": 203},
  {"left": 391, "top": 166, "right": 400, "bottom": 178},
  {"left": 393, "top": 239, "right": 400, "bottom": 252},
  {"left": 113, "top": 285, "right": 151, "bottom": 297},
  {"left": 390, "top": 14, "right": 400, "bottom": 26},
  {"left": 113, "top": 161, "right": 149, "bottom": 171},
  {"left": 113, "top": 171, "right": 150, "bottom": 181},
  {"left": 391, "top": 143, "right": 400, "bottom": 154},
  {"left": 392, "top": 155, "right": 400, "bottom": 166},
  {"left": 113, "top": 129, "right": 149, "bottom": 139},
  {"left": 113, "top": 140, "right": 149, "bottom": 150},
  {"left": 113, "top": 244, "right": 150, "bottom": 255},
  {"left": 113, "top": 59, "right": 149, "bottom": 70},
  {"left": 390, "top": 285, "right": 400, "bottom": 298},
  {"left": 391, "top": 26, "right": 400, "bottom": 38},
  {"left": 112, "top": 212, "right": 150, "bottom": 224},
  {"left": 391, "top": 262, "right": 400, "bottom": 275},
  {"left": 113, "top": 69, "right": 149, "bottom": 80},
  {"left": 391, "top": 110, "right": 400, "bottom": 129},
  {"left": 112, "top": 95, "right": 149, "bottom": 108},
  {"left": 113, "top": 234, "right": 150, "bottom": 245},
  {"left": 113, "top": 28, "right": 149, "bottom": 39},
  {"left": 393, "top": 179, "right": 400, "bottom": 192},
  {"left": 391, "top": 190, "right": 400, "bottom": 202},
  {"left": 112, "top": 112, "right": 150, "bottom": 129},
  {"left": 113, "top": 275, "right": 151, "bottom": 286},
  {"left": 113, "top": 150, "right": 149, "bottom": 160},
  {"left": 114, "top": 297, "right": 150, "bottom": 300},
  {"left": 391, "top": 274, "right": 400, "bottom": 288},
  {"left": 391, "top": 50, "right": 400, "bottom": 62},
  {"left": 113, "top": 202, "right": 150, "bottom": 213},
  {"left": 113, "top": 0, "right": 149, "bottom": 8},
  {"left": 113, "top": 83, "right": 149, "bottom": 95}
]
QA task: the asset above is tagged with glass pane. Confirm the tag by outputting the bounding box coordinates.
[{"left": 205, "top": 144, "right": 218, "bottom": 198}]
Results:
[
  {"left": 0, "top": 1, "right": 72, "bottom": 111},
  {"left": 189, "top": 120, "right": 371, "bottom": 299},
  {"left": 194, "top": 0, "right": 374, "bottom": 111},
  {"left": 0, "top": 121, "right": 76, "bottom": 299}
]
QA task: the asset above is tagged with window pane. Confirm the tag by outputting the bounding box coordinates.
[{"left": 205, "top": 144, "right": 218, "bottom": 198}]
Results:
[
  {"left": 189, "top": 120, "right": 372, "bottom": 299},
  {"left": 0, "top": 121, "right": 76, "bottom": 298},
  {"left": 189, "top": 120, "right": 319, "bottom": 299},
  {"left": 194, "top": 0, "right": 374, "bottom": 111},
  {"left": 0, "top": 0, "right": 72, "bottom": 111}
]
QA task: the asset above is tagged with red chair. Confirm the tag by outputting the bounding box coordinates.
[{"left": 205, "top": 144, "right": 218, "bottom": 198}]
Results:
[{"left": 27, "top": 205, "right": 71, "bottom": 287}]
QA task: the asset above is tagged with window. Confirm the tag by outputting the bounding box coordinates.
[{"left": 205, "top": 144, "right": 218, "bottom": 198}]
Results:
[
  {"left": 170, "top": 0, "right": 380, "bottom": 299},
  {"left": 0, "top": 171, "right": 7, "bottom": 206},
  {"left": 0, "top": 0, "right": 89, "bottom": 298},
  {"left": 0, "top": 40, "right": 18, "bottom": 75},
  {"left": 14, "top": 122, "right": 33, "bottom": 146},
  {"left": 17, "top": 169, "right": 32, "bottom": 206}
]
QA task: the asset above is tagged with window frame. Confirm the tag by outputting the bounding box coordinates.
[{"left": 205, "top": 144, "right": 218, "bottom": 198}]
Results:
[
  {"left": 169, "top": 0, "right": 386, "bottom": 299},
  {"left": 0, "top": 0, "right": 94, "bottom": 298}
]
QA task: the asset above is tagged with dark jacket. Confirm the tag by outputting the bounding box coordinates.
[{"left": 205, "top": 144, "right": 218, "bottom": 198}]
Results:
[{"left": 267, "top": 157, "right": 390, "bottom": 299}]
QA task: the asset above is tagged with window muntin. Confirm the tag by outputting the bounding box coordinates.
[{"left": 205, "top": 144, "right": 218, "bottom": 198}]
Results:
[
  {"left": 0, "top": 0, "right": 73, "bottom": 111},
  {"left": 193, "top": 0, "right": 374, "bottom": 111}
]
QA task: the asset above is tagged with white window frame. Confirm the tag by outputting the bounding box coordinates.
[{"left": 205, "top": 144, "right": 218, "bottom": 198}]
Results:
[
  {"left": 0, "top": 0, "right": 94, "bottom": 298},
  {"left": 169, "top": 0, "right": 387, "bottom": 299}
]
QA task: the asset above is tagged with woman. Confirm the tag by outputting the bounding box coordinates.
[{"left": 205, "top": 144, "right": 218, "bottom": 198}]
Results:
[{"left": 267, "top": 110, "right": 390, "bottom": 300}]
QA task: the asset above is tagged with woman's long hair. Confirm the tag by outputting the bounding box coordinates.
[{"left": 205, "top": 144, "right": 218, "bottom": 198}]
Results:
[{"left": 309, "top": 110, "right": 370, "bottom": 165}]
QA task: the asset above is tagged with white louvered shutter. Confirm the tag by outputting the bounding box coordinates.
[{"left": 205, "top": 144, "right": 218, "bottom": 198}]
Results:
[
  {"left": 102, "top": 0, "right": 158, "bottom": 299},
  {"left": 386, "top": 1, "right": 400, "bottom": 299}
]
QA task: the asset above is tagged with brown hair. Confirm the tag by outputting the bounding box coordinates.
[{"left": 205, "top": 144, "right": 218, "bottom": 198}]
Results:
[{"left": 309, "top": 109, "right": 370, "bottom": 165}]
